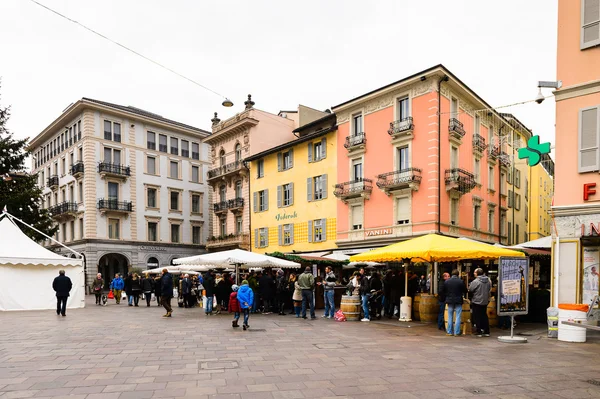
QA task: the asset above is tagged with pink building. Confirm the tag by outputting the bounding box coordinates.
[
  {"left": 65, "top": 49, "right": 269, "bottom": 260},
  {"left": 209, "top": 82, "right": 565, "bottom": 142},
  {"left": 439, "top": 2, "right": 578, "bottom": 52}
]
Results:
[{"left": 332, "top": 65, "right": 528, "bottom": 251}]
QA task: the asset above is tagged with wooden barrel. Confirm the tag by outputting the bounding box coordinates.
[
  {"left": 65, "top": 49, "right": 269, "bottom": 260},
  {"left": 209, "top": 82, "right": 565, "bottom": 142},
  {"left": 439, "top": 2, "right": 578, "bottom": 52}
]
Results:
[
  {"left": 444, "top": 300, "right": 472, "bottom": 334},
  {"left": 413, "top": 293, "right": 421, "bottom": 321},
  {"left": 419, "top": 294, "right": 439, "bottom": 322},
  {"left": 487, "top": 297, "right": 498, "bottom": 327},
  {"left": 341, "top": 295, "right": 361, "bottom": 321}
]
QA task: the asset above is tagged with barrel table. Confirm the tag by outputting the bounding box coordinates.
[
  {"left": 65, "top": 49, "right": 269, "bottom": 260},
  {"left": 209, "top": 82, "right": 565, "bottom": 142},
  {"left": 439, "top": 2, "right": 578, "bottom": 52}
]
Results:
[
  {"left": 419, "top": 293, "right": 439, "bottom": 322},
  {"left": 341, "top": 295, "right": 361, "bottom": 321},
  {"left": 487, "top": 297, "right": 498, "bottom": 328},
  {"left": 413, "top": 293, "right": 421, "bottom": 321}
]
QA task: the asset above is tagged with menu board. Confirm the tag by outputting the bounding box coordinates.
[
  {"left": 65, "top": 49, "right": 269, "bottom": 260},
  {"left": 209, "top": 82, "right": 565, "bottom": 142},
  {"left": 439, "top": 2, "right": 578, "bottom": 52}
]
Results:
[
  {"left": 583, "top": 248, "right": 599, "bottom": 307},
  {"left": 498, "top": 257, "right": 529, "bottom": 316}
]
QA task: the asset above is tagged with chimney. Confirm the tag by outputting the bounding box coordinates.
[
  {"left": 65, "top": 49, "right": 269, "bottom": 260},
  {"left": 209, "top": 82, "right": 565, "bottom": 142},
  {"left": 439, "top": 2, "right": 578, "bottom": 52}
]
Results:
[
  {"left": 211, "top": 112, "right": 221, "bottom": 126},
  {"left": 244, "top": 94, "right": 255, "bottom": 110}
]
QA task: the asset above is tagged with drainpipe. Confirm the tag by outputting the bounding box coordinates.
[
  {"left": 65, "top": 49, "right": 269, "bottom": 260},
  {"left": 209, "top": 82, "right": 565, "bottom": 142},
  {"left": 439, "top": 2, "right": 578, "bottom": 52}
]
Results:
[
  {"left": 498, "top": 126, "right": 504, "bottom": 244},
  {"left": 437, "top": 75, "right": 448, "bottom": 234}
]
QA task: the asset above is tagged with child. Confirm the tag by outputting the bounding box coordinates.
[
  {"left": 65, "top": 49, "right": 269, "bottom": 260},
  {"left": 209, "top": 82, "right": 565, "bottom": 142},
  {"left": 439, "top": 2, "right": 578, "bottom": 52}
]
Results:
[
  {"left": 237, "top": 280, "right": 254, "bottom": 330},
  {"left": 229, "top": 284, "right": 241, "bottom": 328}
]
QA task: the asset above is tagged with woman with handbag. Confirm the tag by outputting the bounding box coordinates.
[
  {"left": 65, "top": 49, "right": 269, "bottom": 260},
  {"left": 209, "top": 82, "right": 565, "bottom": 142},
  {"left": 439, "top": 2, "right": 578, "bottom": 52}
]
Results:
[
  {"left": 141, "top": 274, "right": 154, "bottom": 307},
  {"left": 92, "top": 273, "right": 104, "bottom": 305}
]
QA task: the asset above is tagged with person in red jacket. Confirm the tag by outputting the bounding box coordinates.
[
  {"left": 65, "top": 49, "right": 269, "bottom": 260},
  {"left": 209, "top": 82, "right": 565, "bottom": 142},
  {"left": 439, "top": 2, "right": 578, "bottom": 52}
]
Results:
[{"left": 229, "top": 284, "right": 241, "bottom": 328}]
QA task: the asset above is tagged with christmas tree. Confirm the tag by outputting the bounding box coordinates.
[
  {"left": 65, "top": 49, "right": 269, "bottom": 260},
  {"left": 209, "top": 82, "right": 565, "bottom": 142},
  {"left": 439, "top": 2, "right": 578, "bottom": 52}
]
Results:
[{"left": 0, "top": 85, "right": 57, "bottom": 241}]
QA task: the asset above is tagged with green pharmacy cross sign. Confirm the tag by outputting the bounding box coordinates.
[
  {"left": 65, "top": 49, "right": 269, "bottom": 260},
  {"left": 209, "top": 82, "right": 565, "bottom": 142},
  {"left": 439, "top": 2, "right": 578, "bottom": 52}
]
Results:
[{"left": 518, "top": 135, "right": 551, "bottom": 167}]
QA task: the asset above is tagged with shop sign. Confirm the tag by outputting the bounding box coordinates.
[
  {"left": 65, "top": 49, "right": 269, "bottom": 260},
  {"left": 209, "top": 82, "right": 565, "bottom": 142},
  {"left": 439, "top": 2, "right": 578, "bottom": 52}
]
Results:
[
  {"left": 517, "top": 135, "right": 551, "bottom": 167},
  {"left": 275, "top": 211, "right": 298, "bottom": 221},
  {"left": 365, "top": 228, "right": 392, "bottom": 237},
  {"left": 581, "top": 223, "right": 600, "bottom": 236},
  {"left": 584, "top": 183, "right": 596, "bottom": 201},
  {"left": 498, "top": 256, "right": 529, "bottom": 316},
  {"left": 139, "top": 246, "right": 166, "bottom": 252}
]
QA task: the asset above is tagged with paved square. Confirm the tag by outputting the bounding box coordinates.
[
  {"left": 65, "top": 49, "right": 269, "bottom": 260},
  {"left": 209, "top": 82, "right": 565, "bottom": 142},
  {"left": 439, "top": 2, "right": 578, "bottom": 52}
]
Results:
[{"left": 1, "top": 297, "right": 600, "bottom": 398}]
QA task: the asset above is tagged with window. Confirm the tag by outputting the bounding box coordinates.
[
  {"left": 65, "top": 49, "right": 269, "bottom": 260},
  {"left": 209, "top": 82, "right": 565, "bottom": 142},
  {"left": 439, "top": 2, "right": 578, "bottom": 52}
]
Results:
[
  {"left": 488, "top": 166, "right": 495, "bottom": 190},
  {"left": 450, "top": 198, "right": 459, "bottom": 225},
  {"left": 61, "top": 158, "right": 65, "bottom": 175},
  {"left": 398, "top": 96, "right": 409, "bottom": 120},
  {"left": 235, "top": 180, "right": 242, "bottom": 199},
  {"left": 147, "top": 132, "right": 156, "bottom": 150},
  {"left": 309, "top": 219, "right": 326, "bottom": 242},
  {"left": 62, "top": 223, "right": 66, "bottom": 242},
  {"left": 147, "top": 156, "right": 157, "bottom": 175},
  {"left": 351, "top": 205, "right": 364, "bottom": 230},
  {"left": 79, "top": 218, "right": 84, "bottom": 239},
  {"left": 236, "top": 216, "right": 242, "bottom": 234},
  {"left": 488, "top": 210, "right": 494, "bottom": 233},
  {"left": 309, "top": 138, "right": 327, "bottom": 162},
  {"left": 235, "top": 143, "right": 242, "bottom": 162},
  {"left": 398, "top": 146, "right": 409, "bottom": 170},
  {"left": 192, "top": 142, "right": 200, "bottom": 160},
  {"left": 525, "top": 204, "right": 529, "bottom": 222},
  {"left": 308, "top": 175, "right": 328, "bottom": 201},
  {"left": 191, "top": 165, "right": 200, "bottom": 183},
  {"left": 69, "top": 152, "right": 74, "bottom": 168},
  {"left": 540, "top": 194, "right": 542, "bottom": 207},
  {"left": 220, "top": 218, "right": 227, "bottom": 236},
  {"left": 255, "top": 227, "right": 268, "bottom": 248},
  {"left": 353, "top": 114, "right": 363, "bottom": 135},
  {"left": 582, "top": 0, "right": 600, "bottom": 49},
  {"left": 579, "top": 106, "right": 600, "bottom": 172},
  {"left": 451, "top": 146, "right": 458, "bottom": 169},
  {"left": 170, "top": 224, "right": 180, "bottom": 243},
  {"left": 108, "top": 182, "right": 119, "bottom": 201},
  {"left": 219, "top": 150, "right": 226, "bottom": 167},
  {"left": 279, "top": 224, "right": 294, "bottom": 246},
  {"left": 257, "top": 159, "right": 264, "bottom": 178},
  {"left": 219, "top": 185, "right": 226, "bottom": 202},
  {"left": 147, "top": 188, "right": 157, "bottom": 208},
  {"left": 474, "top": 158, "right": 481, "bottom": 184},
  {"left": 474, "top": 114, "right": 481, "bottom": 135},
  {"left": 181, "top": 140, "right": 189, "bottom": 158},
  {"left": 170, "top": 161, "right": 179, "bottom": 179},
  {"left": 191, "top": 194, "right": 201, "bottom": 214},
  {"left": 396, "top": 197, "right": 410, "bottom": 225},
  {"left": 170, "top": 137, "right": 178, "bottom": 155},
  {"left": 70, "top": 221, "right": 75, "bottom": 242},
  {"left": 77, "top": 120, "right": 81, "bottom": 141},
  {"left": 104, "top": 148, "right": 121, "bottom": 165},
  {"left": 104, "top": 120, "right": 121, "bottom": 142},
  {"left": 451, "top": 97, "right": 458, "bottom": 118},
  {"left": 514, "top": 169, "right": 521, "bottom": 188},
  {"left": 148, "top": 222, "right": 158, "bottom": 242},
  {"left": 544, "top": 180, "right": 547, "bottom": 191},
  {"left": 488, "top": 126, "right": 494, "bottom": 147},
  {"left": 170, "top": 191, "right": 180, "bottom": 211},
  {"left": 501, "top": 212, "right": 506, "bottom": 238},
  {"left": 508, "top": 221, "right": 512, "bottom": 245},
  {"left": 515, "top": 224, "right": 520, "bottom": 244},
  {"left": 525, "top": 178, "right": 529, "bottom": 200},
  {"left": 508, "top": 190, "right": 514, "bottom": 208},
  {"left": 78, "top": 182, "right": 83, "bottom": 203},
  {"left": 352, "top": 159, "right": 363, "bottom": 181},
  {"left": 515, "top": 193, "right": 521, "bottom": 210},
  {"left": 192, "top": 226, "right": 201, "bottom": 244},
  {"left": 254, "top": 189, "right": 269, "bottom": 212},
  {"left": 108, "top": 218, "right": 120, "bottom": 239},
  {"left": 278, "top": 149, "right": 293, "bottom": 171},
  {"left": 159, "top": 134, "right": 167, "bottom": 153},
  {"left": 474, "top": 203, "right": 481, "bottom": 230},
  {"left": 278, "top": 183, "right": 294, "bottom": 207},
  {"left": 78, "top": 147, "right": 83, "bottom": 162},
  {"left": 500, "top": 172, "right": 506, "bottom": 194}
]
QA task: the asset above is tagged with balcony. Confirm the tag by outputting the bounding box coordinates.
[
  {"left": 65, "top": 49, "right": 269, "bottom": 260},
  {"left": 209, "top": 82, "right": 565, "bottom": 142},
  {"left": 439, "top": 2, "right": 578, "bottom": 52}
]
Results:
[
  {"left": 213, "top": 201, "right": 229, "bottom": 215},
  {"left": 70, "top": 161, "right": 84, "bottom": 178},
  {"left": 445, "top": 168, "right": 476, "bottom": 195},
  {"left": 207, "top": 160, "right": 246, "bottom": 182},
  {"left": 206, "top": 233, "right": 250, "bottom": 250},
  {"left": 449, "top": 118, "right": 466, "bottom": 141},
  {"left": 98, "top": 162, "right": 131, "bottom": 180},
  {"left": 228, "top": 197, "right": 244, "bottom": 213},
  {"left": 499, "top": 151, "right": 511, "bottom": 168},
  {"left": 49, "top": 201, "right": 78, "bottom": 220},
  {"left": 376, "top": 168, "right": 422, "bottom": 194},
  {"left": 388, "top": 117, "right": 414, "bottom": 140},
  {"left": 47, "top": 175, "right": 59, "bottom": 190},
  {"left": 98, "top": 199, "right": 133, "bottom": 214},
  {"left": 334, "top": 178, "right": 373, "bottom": 202},
  {"left": 488, "top": 144, "right": 499, "bottom": 160},
  {"left": 344, "top": 132, "right": 366, "bottom": 152},
  {"left": 473, "top": 134, "right": 486, "bottom": 153}
]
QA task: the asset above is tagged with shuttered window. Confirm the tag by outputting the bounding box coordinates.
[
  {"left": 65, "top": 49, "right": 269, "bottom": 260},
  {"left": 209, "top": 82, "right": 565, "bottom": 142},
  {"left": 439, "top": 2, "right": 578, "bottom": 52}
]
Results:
[
  {"left": 582, "top": 0, "right": 600, "bottom": 49},
  {"left": 396, "top": 197, "right": 410, "bottom": 225},
  {"left": 278, "top": 224, "right": 294, "bottom": 246},
  {"left": 351, "top": 205, "right": 363, "bottom": 230},
  {"left": 579, "top": 106, "right": 600, "bottom": 172}
]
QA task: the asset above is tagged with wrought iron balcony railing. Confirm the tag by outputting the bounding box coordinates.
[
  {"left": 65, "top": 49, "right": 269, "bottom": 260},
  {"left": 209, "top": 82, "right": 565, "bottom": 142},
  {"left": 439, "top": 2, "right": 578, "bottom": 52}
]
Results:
[
  {"left": 49, "top": 201, "right": 78, "bottom": 217},
  {"left": 207, "top": 160, "right": 244, "bottom": 180},
  {"left": 449, "top": 118, "right": 466, "bottom": 138},
  {"left": 97, "top": 199, "right": 133, "bottom": 212},
  {"left": 444, "top": 168, "right": 477, "bottom": 194},
  {"left": 344, "top": 132, "right": 367, "bottom": 149},
  {"left": 334, "top": 178, "right": 373, "bottom": 198},
  {"left": 98, "top": 162, "right": 131, "bottom": 177},
  {"left": 488, "top": 144, "right": 499, "bottom": 159},
  {"left": 214, "top": 197, "right": 245, "bottom": 212},
  {"left": 47, "top": 175, "right": 59, "bottom": 188},
  {"left": 214, "top": 201, "right": 229, "bottom": 212},
  {"left": 500, "top": 151, "right": 511, "bottom": 167},
  {"left": 388, "top": 117, "right": 414, "bottom": 137},
  {"left": 376, "top": 168, "right": 422, "bottom": 191},
  {"left": 473, "top": 134, "right": 486, "bottom": 152},
  {"left": 70, "top": 161, "right": 84, "bottom": 176}
]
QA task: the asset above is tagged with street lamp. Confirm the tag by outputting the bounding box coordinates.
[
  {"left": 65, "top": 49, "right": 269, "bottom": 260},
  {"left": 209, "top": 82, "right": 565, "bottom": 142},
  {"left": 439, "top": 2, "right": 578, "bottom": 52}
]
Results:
[{"left": 222, "top": 98, "right": 234, "bottom": 107}]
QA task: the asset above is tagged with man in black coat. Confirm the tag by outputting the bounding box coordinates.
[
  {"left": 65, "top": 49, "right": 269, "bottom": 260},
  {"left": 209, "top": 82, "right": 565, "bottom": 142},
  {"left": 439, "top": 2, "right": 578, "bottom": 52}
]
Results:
[
  {"left": 160, "top": 269, "right": 174, "bottom": 317},
  {"left": 437, "top": 272, "right": 450, "bottom": 330},
  {"left": 444, "top": 269, "right": 467, "bottom": 336},
  {"left": 203, "top": 271, "right": 215, "bottom": 315},
  {"left": 52, "top": 270, "right": 72, "bottom": 316},
  {"left": 259, "top": 271, "right": 275, "bottom": 314}
]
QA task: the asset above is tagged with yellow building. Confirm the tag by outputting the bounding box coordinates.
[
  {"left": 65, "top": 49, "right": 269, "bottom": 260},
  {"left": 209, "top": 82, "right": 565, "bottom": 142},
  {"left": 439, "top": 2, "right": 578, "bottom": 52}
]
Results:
[
  {"left": 529, "top": 153, "right": 554, "bottom": 240},
  {"left": 246, "top": 113, "right": 338, "bottom": 254}
]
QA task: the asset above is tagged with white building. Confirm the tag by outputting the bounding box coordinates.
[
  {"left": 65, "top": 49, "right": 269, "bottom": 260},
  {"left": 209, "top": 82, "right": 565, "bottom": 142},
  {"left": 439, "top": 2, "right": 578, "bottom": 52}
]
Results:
[{"left": 29, "top": 98, "right": 211, "bottom": 287}]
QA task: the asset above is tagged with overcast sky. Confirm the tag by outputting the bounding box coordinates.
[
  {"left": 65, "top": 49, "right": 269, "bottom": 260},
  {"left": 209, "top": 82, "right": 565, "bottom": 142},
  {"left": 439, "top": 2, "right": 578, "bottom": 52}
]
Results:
[{"left": 1, "top": 0, "right": 557, "bottom": 149}]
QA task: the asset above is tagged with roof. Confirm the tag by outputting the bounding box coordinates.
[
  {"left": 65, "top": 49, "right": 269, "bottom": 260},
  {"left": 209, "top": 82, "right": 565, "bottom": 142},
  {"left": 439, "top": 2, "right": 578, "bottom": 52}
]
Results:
[
  {"left": 292, "top": 112, "right": 336, "bottom": 133},
  {"left": 499, "top": 113, "right": 533, "bottom": 136},
  {"left": 82, "top": 98, "right": 210, "bottom": 135},
  {"left": 244, "top": 126, "right": 335, "bottom": 162}
]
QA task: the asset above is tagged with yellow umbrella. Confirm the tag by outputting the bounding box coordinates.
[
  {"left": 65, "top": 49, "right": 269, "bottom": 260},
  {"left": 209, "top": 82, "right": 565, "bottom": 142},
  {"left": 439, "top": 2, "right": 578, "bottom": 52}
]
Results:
[{"left": 349, "top": 233, "right": 525, "bottom": 263}]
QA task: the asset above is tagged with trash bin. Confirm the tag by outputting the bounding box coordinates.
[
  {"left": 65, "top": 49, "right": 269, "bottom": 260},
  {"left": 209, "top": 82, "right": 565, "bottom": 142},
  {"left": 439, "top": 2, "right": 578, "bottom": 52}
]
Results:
[
  {"left": 557, "top": 304, "right": 589, "bottom": 343},
  {"left": 547, "top": 307, "right": 558, "bottom": 338}
]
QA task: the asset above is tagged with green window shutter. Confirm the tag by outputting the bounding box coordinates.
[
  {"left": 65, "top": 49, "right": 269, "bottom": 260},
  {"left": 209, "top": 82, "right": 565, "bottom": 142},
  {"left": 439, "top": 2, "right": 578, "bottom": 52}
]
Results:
[
  {"left": 278, "top": 225, "right": 282, "bottom": 246},
  {"left": 253, "top": 192, "right": 258, "bottom": 213},
  {"left": 254, "top": 229, "right": 259, "bottom": 248},
  {"left": 289, "top": 149, "right": 294, "bottom": 168},
  {"left": 277, "top": 153, "right": 282, "bottom": 172},
  {"left": 322, "top": 174, "right": 328, "bottom": 199},
  {"left": 308, "top": 220, "right": 313, "bottom": 243},
  {"left": 321, "top": 138, "right": 327, "bottom": 159},
  {"left": 277, "top": 185, "right": 282, "bottom": 208},
  {"left": 308, "top": 142, "right": 313, "bottom": 163},
  {"left": 321, "top": 218, "right": 327, "bottom": 242},
  {"left": 307, "top": 178, "right": 313, "bottom": 202},
  {"left": 264, "top": 189, "right": 269, "bottom": 210},
  {"left": 289, "top": 182, "right": 294, "bottom": 206},
  {"left": 579, "top": 106, "right": 600, "bottom": 172}
]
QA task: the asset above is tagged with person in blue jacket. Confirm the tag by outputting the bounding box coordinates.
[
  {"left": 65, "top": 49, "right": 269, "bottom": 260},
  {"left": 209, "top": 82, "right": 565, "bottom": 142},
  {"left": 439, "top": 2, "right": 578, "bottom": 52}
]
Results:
[
  {"left": 237, "top": 280, "right": 254, "bottom": 330},
  {"left": 110, "top": 273, "right": 125, "bottom": 305}
]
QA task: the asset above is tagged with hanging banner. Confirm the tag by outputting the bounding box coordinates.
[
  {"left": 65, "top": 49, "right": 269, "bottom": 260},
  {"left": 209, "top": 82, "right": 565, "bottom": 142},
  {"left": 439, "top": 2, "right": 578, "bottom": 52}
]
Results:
[
  {"left": 498, "top": 257, "right": 529, "bottom": 316},
  {"left": 583, "top": 248, "right": 600, "bottom": 306}
]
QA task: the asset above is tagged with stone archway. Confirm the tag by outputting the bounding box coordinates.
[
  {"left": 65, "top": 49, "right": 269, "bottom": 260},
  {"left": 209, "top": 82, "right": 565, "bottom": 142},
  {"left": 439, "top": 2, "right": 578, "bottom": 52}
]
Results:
[
  {"left": 98, "top": 253, "right": 130, "bottom": 280},
  {"left": 147, "top": 256, "right": 159, "bottom": 270}
]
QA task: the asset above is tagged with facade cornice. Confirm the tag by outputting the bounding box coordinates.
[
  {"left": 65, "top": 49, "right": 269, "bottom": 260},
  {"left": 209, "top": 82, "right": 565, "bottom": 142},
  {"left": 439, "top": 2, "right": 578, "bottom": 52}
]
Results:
[
  {"left": 552, "top": 203, "right": 600, "bottom": 217},
  {"left": 204, "top": 115, "right": 259, "bottom": 145},
  {"left": 554, "top": 79, "right": 600, "bottom": 101}
]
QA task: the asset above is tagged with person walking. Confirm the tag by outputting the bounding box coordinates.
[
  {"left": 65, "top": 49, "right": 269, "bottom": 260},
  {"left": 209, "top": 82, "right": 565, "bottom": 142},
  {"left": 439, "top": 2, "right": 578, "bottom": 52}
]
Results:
[
  {"left": 298, "top": 267, "right": 315, "bottom": 319},
  {"left": 359, "top": 268, "right": 371, "bottom": 322},
  {"left": 124, "top": 273, "right": 133, "bottom": 306},
  {"left": 215, "top": 274, "right": 228, "bottom": 314},
  {"left": 469, "top": 268, "right": 491, "bottom": 337},
  {"left": 181, "top": 274, "right": 192, "bottom": 308},
  {"left": 141, "top": 273, "right": 154, "bottom": 307},
  {"left": 275, "top": 269, "right": 288, "bottom": 315},
  {"left": 131, "top": 273, "right": 142, "bottom": 307},
  {"left": 229, "top": 284, "right": 241, "bottom": 328},
  {"left": 369, "top": 272, "right": 383, "bottom": 320},
  {"left": 248, "top": 272, "right": 259, "bottom": 313},
  {"left": 110, "top": 273, "right": 124, "bottom": 305},
  {"left": 160, "top": 269, "right": 174, "bottom": 317},
  {"left": 52, "top": 270, "right": 72, "bottom": 316},
  {"left": 203, "top": 271, "right": 215, "bottom": 315},
  {"left": 237, "top": 280, "right": 254, "bottom": 330},
  {"left": 437, "top": 272, "right": 450, "bottom": 330},
  {"left": 322, "top": 266, "right": 337, "bottom": 319},
  {"left": 154, "top": 275, "right": 162, "bottom": 306},
  {"left": 92, "top": 273, "right": 104, "bottom": 305},
  {"left": 444, "top": 269, "right": 467, "bottom": 336}
]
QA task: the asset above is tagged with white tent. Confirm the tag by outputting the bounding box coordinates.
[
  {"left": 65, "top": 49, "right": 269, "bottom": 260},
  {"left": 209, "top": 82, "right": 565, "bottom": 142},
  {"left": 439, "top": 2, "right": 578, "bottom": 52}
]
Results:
[
  {"left": 140, "top": 268, "right": 199, "bottom": 275},
  {"left": 0, "top": 215, "right": 85, "bottom": 311},
  {"left": 513, "top": 235, "right": 552, "bottom": 249}
]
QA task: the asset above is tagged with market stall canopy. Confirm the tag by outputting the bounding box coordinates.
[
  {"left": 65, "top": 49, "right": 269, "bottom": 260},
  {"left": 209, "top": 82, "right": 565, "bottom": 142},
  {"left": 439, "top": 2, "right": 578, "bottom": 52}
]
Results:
[
  {"left": 173, "top": 249, "right": 300, "bottom": 269},
  {"left": 323, "top": 252, "right": 351, "bottom": 261},
  {"left": 350, "top": 233, "right": 526, "bottom": 263},
  {"left": 140, "top": 268, "right": 199, "bottom": 275},
  {"left": 513, "top": 236, "right": 551, "bottom": 249}
]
